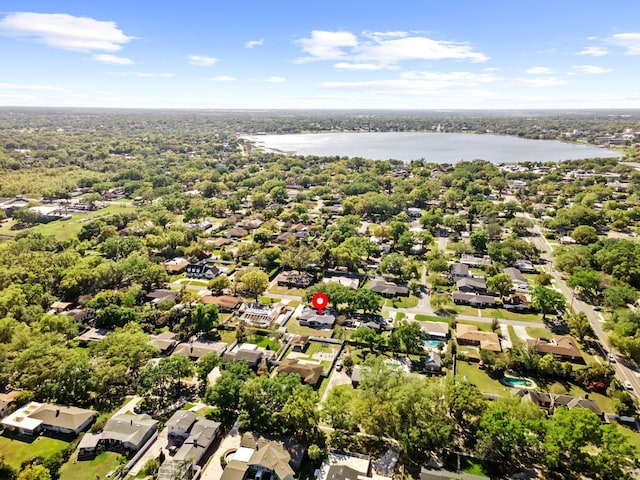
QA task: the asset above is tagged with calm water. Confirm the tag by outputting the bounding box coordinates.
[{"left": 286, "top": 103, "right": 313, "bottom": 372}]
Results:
[{"left": 243, "top": 132, "right": 619, "bottom": 164}]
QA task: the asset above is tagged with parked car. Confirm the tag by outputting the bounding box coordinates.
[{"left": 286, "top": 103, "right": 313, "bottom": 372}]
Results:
[
  {"left": 624, "top": 381, "right": 633, "bottom": 391},
  {"left": 607, "top": 353, "right": 616, "bottom": 363},
  {"left": 335, "top": 360, "right": 343, "bottom": 372}
]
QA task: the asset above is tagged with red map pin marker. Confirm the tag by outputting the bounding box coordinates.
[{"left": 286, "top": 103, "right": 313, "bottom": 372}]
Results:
[{"left": 311, "top": 292, "right": 329, "bottom": 315}]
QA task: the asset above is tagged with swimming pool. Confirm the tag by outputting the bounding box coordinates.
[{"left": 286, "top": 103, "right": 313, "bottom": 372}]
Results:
[
  {"left": 423, "top": 340, "right": 441, "bottom": 348},
  {"left": 501, "top": 376, "right": 536, "bottom": 388}
]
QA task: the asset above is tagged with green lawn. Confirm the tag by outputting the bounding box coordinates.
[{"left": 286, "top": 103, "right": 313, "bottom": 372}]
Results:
[
  {"left": 457, "top": 320, "right": 494, "bottom": 332},
  {"left": 415, "top": 314, "right": 451, "bottom": 323},
  {"left": 0, "top": 431, "right": 70, "bottom": 469},
  {"left": 268, "top": 285, "right": 306, "bottom": 297},
  {"left": 455, "top": 361, "right": 510, "bottom": 396},
  {"left": 2, "top": 204, "right": 137, "bottom": 240},
  {"left": 508, "top": 325, "right": 526, "bottom": 347},
  {"left": 285, "top": 319, "right": 333, "bottom": 337},
  {"left": 248, "top": 334, "right": 279, "bottom": 351},
  {"left": 217, "top": 329, "right": 237, "bottom": 345},
  {"left": 615, "top": 422, "right": 640, "bottom": 450},
  {"left": 59, "top": 451, "right": 123, "bottom": 480},
  {"left": 395, "top": 312, "right": 406, "bottom": 321},
  {"left": 258, "top": 296, "right": 279, "bottom": 305},
  {"left": 384, "top": 295, "right": 419, "bottom": 308},
  {"left": 483, "top": 308, "right": 544, "bottom": 322},
  {"left": 526, "top": 326, "right": 553, "bottom": 339}
]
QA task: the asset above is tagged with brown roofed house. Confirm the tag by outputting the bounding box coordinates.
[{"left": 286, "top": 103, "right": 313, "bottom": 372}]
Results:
[
  {"left": 528, "top": 335, "right": 584, "bottom": 363},
  {"left": 49, "top": 301, "right": 74, "bottom": 313},
  {"left": 163, "top": 257, "right": 189, "bottom": 274},
  {"left": 200, "top": 295, "right": 243, "bottom": 312},
  {"left": 277, "top": 358, "right": 324, "bottom": 386},
  {"left": 456, "top": 324, "right": 501, "bottom": 352}
]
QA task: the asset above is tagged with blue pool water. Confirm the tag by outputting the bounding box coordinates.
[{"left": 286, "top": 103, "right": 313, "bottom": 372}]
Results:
[
  {"left": 501, "top": 376, "right": 534, "bottom": 388},
  {"left": 423, "top": 340, "right": 441, "bottom": 348}
]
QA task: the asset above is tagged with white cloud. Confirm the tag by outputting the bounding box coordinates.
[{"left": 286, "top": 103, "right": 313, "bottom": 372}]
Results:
[
  {"left": 187, "top": 54, "right": 218, "bottom": 66},
  {"left": 573, "top": 65, "right": 612, "bottom": 74},
  {"left": 0, "top": 12, "right": 134, "bottom": 52},
  {"left": 578, "top": 46, "right": 608, "bottom": 57},
  {"left": 526, "top": 66, "right": 554, "bottom": 75},
  {"left": 0, "top": 82, "right": 65, "bottom": 92},
  {"left": 333, "top": 62, "right": 397, "bottom": 70},
  {"left": 93, "top": 54, "right": 134, "bottom": 65},
  {"left": 111, "top": 72, "right": 175, "bottom": 78},
  {"left": 297, "top": 30, "right": 488, "bottom": 66},
  {"left": 357, "top": 36, "right": 489, "bottom": 63},
  {"left": 297, "top": 30, "right": 358, "bottom": 61},
  {"left": 610, "top": 33, "right": 640, "bottom": 55},
  {"left": 246, "top": 39, "right": 264, "bottom": 48},
  {"left": 321, "top": 70, "right": 500, "bottom": 95},
  {"left": 263, "top": 76, "right": 286, "bottom": 83},
  {"left": 209, "top": 75, "right": 236, "bottom": 82},
  {"left": 516, "top": 77, "right": 566, "bottom": 87}
]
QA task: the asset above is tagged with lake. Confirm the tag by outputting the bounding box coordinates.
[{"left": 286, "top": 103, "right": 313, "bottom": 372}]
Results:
[{"left": 243, "top": 132, "right": 619, "bottom": 164}]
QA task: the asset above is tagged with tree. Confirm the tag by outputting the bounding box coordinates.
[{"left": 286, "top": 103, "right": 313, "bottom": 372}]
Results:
[
  {"left": 430, "top": 292, "right": 450, "bottom": 313},
  {"left": 322, "top": 386, "right": 357, "bottom": 431},
  {"left": 567, "top": 312, "right": 594, "bottom": 340},
  {"left": 17, "top": 465, "right": 51, "bottom": 480},
  {"left": 191, "top": 303, "right": 219, "bottom": 334},
  {"left": 531, "top": 286, "right": 566, "bottom": 320},
  {"left": 603, "top": 283, "right": 638, "bottom": 310},
  {"left": 380, "top": 252, "right": 406, "bottom": 277},
  {"left": 391, "top": 320, "right": 424, "bottom": 353},
  {"left": 239, "top": 270, "right": 269, "bottom": 300},
  {"left": 353, "top": 289, "right": 382, "bottom": 315},
  {"left": 571, "top": 225, "right": 598, "bottom": 245},
  {"left": 196, "top": 352, "right": 221, "bottom": 385},
  {"left": 281, "top": 385, "right": 320, "bottom": 441},
  {"left": 205, "top": 361, "right": 254, "bottom": 413},
  {"left": 567, "top": 270, "right": 602, "bottom": 304},
  {"left": 208, "top": 275, "right": 231, "bottom": 295},
  {"left": 487, "top": 273, "right": 513, "bottom": 301},
  {"left": 470, "top": 229, "right": 489, "bottom": 253},
  {"left": 350, "top": 326, "right": 383, "bottom": 352}
]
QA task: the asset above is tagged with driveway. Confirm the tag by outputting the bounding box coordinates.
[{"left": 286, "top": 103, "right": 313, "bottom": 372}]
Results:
[
  {"left": 320, "top": 369, "right": 352, "bottom": 404},
  {"left": 128, "top": 427, "right": 170, "bottom": 476},
  {"left": 200, "top": 421, "right": 242, "bottom": 480}
]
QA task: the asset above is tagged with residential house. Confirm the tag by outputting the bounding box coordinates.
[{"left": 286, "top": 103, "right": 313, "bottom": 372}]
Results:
[
  {"left": 517, "top": 390, "right": 603, "bottom": 419},
  {"left": 514, "top": 259, "right": 536, "bottom": 273},
  {"left": 145, "top": 289, "right": 178, "bottom": 305},
  {"left": 317, "top": 450, "right": 395, "bottom": 480},
  {"left": 423, "top": 352, "right": 443, "bottom": 374},
  {"left": 222, "top": 343, "right": 276, "bottom": 369},
  {"left": 298, "top": 307, "right": 337, "bottom": 329},
  {"left": 0, "top": 391, "right": 20, "bottom": 417},
  {"left": 219, "top": 433, "right": 304, "bottom": 480},
  {"left": 504, "top": 267, "right": 529, "bottom": 291},
  {"left": 527, "top": 335, "right": 584, "bottom": 363},
  {"left": 418, "top": 321, "right": 450, "bottom": 341},
  {"left": 456, "top": 324, "right": 501, "bottom": 352},
  {"left": 323, "top": 276, "right": 360, "bottom": 290},
  {"left": 167, "top": 410, "right": 199, "bottom": 438},
  {"left": 456, "top": 277, "right": 487, "bottom": 294},
  {"left": 186, "top": 260, "right": 220, "bottom": 279},
  {"left": 74, "top": 328, "right": 110, "bottom": 347},
  {"left": 164, "top": 257, "right": 190, "bottom": 274},
  {"left": 78, "top": 413, "right": 158, "bottom": 459},
  {"left": 173, "top": 339, "right": 228, "bottom": 360},
  {"left": 226, "top": 227, "right": 250, "bottom": 238},
  {"left": 238, "top": 302, "right": 292, "bottom": 328},
  {"left": 149, "top": 331, "right": 178, "bottom": 354},
  {"left": 407, "top": 207, "right": 422, "bottom": 218},
  {"left": 449, "top": 263, "right": 470, "bottom": 280},
  {"left": 369, "top": 277, "right": 409, "bottom": 298},
  {"left": 503, "top": 293, "right": 532, "bottom": 311},
  {"left": 63, "top": 308, "right": 96, "bottom": 325},
  {"left": 49, "top": 301, "right": 74, "bottom": 314},
  {"left": 276, "top": 358, "right": 324, "bottom": 386},
  {"left": 452, "top": 291, "right": 496, "bottom": 308},
  {"left": 459, "top": 254, "right": 492, "bottom": 267},
  {"left": 290, "top": 335, "right": 309, "bottom": 352},
  {"left": 2, "top": 402, "right": 95, "bottom": 436},
  {"left": 200, "top": 295, "right": 243, "bottom": 312},
  {"left": 276, "top": 272, "right": 314, "bottom": 288},
  {"left": 208, "top": 237, "right": 234, "bottom": 248}
]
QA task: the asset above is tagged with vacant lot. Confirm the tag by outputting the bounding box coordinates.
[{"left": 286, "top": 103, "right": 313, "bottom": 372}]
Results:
[{"left": 0, "top": 431, "right": 70, "bottom": 469}]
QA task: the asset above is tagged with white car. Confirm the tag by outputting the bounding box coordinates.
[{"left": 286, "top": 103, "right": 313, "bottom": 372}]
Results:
[
  {"left": 607, "top": 353, "right": 616, "bottom": 363},
  {"left": 624, "top": 381, "right": 633, "bottom": 391}
]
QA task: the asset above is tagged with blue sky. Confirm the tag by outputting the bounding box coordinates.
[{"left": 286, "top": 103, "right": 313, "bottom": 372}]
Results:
[{"left": 0, "top": 1, "right": 639, "bottom": 109}]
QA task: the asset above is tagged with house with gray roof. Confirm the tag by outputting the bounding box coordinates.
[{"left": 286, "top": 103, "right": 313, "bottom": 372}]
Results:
[
  {"left": 369, "top": 277, "right": 409, "bottom": 298},
  {"left": 456, "top": 277, "right": 487, "bottom": 294},
  {"left": 2, "top": 402, "right": 95, "bottom": 436},
  {"left": 298, "top": 307, "right": 336, "bottom": 329},
  {"left": 78, "top": 413, "right": 158, "bottom": 459}
]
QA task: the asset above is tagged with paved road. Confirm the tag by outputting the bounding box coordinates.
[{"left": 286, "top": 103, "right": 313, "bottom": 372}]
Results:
[{"left": 529, "top": 221, "right": 640, "bottom": 396}]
